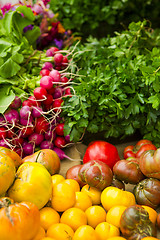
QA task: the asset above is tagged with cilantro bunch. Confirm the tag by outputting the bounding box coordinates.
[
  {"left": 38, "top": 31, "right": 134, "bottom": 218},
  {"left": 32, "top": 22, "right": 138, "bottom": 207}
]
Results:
[{"left": 62, "top": 21, "right": 160, "bottom": 146}]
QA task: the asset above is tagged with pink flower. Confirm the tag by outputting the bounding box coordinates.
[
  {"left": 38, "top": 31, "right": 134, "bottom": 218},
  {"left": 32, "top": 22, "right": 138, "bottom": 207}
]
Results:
[{"left": 1, "top": 3, "right": 12, "bottom": 15}]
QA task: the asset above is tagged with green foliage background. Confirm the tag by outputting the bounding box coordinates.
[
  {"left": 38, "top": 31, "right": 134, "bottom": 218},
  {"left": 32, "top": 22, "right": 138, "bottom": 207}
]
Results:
[{"left": 50, "top": 0, "right": 160, "bottom": 39}]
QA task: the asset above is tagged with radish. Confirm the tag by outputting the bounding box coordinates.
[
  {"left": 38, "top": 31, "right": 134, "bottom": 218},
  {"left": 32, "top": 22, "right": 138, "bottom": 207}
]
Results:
[
  {"left": 10, "top": 96, "right": 22, "bottom": 109},
  {"left": 33, "top": 87, "right": 47, "bottom": 100},
  {"left": 42, "top": 62, "right": 53, "bottom": 70},
  {"left": 23, "top": 142, "right": 34, "bottom": 156},
  {"left": 22, "top": 100, "right": 33, "bottom": 107},
  {"left": 35, "top": 116, "right": 49, "bottom": 134},
  {"left": 40, "top": 140, "right": 54, "bottom": 149},
  {"left": 54, "top": 136, "right": 66, "bottom": 148},
  {"left": 64, "top": 134, "right": 71, "bottom": 143},
  {"left": 52, "top": 99, "right": 63, "bottom": 112},
  {"left": 40, "top": 76, "right": 53, "bottom": 90},
  {"left": 20, "top": 126, "right": 34, "bottom": 138},
  {"left": 40, "top": 69, "right": 50, "bottom": 76},
  {"left": 0, "top": 127, "right": 7, "bottom": 139},
  {"left": 45, "top": 130, "right": 56, "bottom": 141},
  {"left": 0, "top": 139, "right": 9, "bottom": 148},
  {"left": 20, "top": 116, "right": 33, "bottom": 126},
  {"left": 54, "top": 53, "right": 63, "bottom": 66},
  {"left": 4, "top": 109, "right": 19, "bottom": 125},
  {"left": 32, "top": 106, "right": 42, "bottom": 118},
  {"left": 43, "top": 94, "right": 53, "bottom": 106},
  {"left": 28, "top": 96, "right": 41, "bottom": 107},
  {"left": 52, "top": 147, "right": 73, "bottom": 161},
  {"left": 20, "top": 106, "right": 32, "bottom": 120},
  {"left": 50, "top": 47, "right": 59, "bottom": 55},
  {"left": 61, "top": 76, "right": 69, "bottom": 84},
  {"left": 28, "top": 132, "right": 44, "bottom": 146},
  {"left": 49, "top": 69, "right": 61, "bottom": 83},
  {"left": 55, "top": 123, "right": 64, "bottom": 136},
  {"left": 53, "top": 87, "right": 63, "bottom": 99}
]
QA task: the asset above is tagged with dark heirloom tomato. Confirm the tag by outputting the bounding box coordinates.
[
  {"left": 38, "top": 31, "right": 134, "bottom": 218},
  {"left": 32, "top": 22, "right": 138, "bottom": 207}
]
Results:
[
  {"left": 113, "top": 159, "right": 145, "bottom": 184},
  {"left": 66, "top": 164, "right": 86, "bottom": 188},
  {"left": 133, "top": 178, "right": 160, "bottom": 209},
  {"left": 120, "top": 205, "right": 156, "bottom": 240},
  {"left": 139, "top": 148, "right": 160, "bottom": 179},
  {"left": 111, "top": 176, "right": 125, "bottom": 190},
  {"left": 78, "top": 159, "right": 113, "bottom": 190}
]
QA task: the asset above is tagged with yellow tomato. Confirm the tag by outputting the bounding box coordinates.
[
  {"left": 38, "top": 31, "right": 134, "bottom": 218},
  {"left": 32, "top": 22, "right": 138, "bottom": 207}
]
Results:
[
  {"left": 141, "top": 238, "right": 159, "bottom": 240},
  {"left": 0, "top": 147, "right": 22, "bottom": 168},
  {"left": 63, "top": 179, "right": 80, "bottom": 192},
  {"left": 72, "top": 225, "right": 98, "bottom": 240},
  {"left": 40, "top": 207, "right": 60, "bottom": 231},
  {"left": 101, "top": 186, "right": 136, "bottom": 211},
  {"left": 81, "top": 184, "right": 101, "bottom": 205},
  {"left": 41, "top": 238, "right": 57, "bottom": 240},
  {"left": 95, "top": 222, "right": 120, "bottom": 240},
  {"left": 73, "top": 191, "right": 92, "bottom": 211},
  {"left": 32, "top": 226, "right": 46, "bottom": 240},
  {"left": 51, "top": 182, "right": 76, "bottom": 212},
  {"left": 51, "top": 174, "right": 65, "bottom": 186},
  {"left": 8, "top": 162, "right": 52, "bottom": 209},
  {"left": 47, "top": 223, "right": 74, "bottom": 240},
  {"left": 0, "top": 152, "right": 16, "bottom": 196},
  {"left": 106, "top": 206, "right": 127, "bottom": 228},
  {"left": 85, "top": 205, "right": 107, "bottom": 228},
  {"left": 141, "top": 205, "right": 158, "bottom": 225},
  {"left": 60, "top": 207, "right": 87, "bottom": 231},
  {"left": 107, "top": 237, "right": 126, "bottom": 240}
]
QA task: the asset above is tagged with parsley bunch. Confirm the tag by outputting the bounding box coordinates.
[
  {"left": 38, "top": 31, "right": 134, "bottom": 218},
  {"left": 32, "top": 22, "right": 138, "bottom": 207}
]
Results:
[{"left": 62, "top": 21, "right": 160, "bottom": 146}]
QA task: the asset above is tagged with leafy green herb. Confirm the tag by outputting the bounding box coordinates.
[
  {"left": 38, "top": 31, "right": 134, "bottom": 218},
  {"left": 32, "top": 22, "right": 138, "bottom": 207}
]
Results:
[{"left": 62, "top": 21, "right": 160, "bottom": 146}]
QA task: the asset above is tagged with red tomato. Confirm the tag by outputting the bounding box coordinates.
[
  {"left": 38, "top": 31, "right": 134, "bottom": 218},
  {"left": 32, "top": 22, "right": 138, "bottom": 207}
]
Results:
[
  {"left": 136, "top": 144, "right": 157, "bottom": 158},
  {"left": 83, "top": 140, "right": 120, "bottom": 170}
]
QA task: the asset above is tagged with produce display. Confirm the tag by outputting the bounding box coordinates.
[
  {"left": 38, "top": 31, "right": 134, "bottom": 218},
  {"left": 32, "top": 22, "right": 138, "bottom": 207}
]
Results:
[{"left": 1, "top": 1, "right": 160, "bottom": 240}]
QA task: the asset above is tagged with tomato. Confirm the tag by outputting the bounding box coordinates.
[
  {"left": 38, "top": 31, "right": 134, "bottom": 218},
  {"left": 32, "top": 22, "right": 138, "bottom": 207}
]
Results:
[
  {"left": 22, "top": 149, "right": 60, "bottom": 175},
  {"left": 113, "top": 159, "right": 145, "bottom": 184},
  {"left": 133, "top": 178, "right": 160, "bottom": 209},
  {"left": 66, "top": 164, "right": 86, "bottom": 188},
  {"left": 83, "top": 140, "right": 120, "bottom": 170},
  {"left": 78, "top": 159, "right": 113, "bottom": 190},
  {"left": 0, "top": 197, "right": 40, "bottom": 240},
  {"left": 0, "top": 147, "right": 22, "bottom": 169},
  {"left": 139, "top": 148, "right": 160, "bottom": 179},
  {"left": 123, "top": 139, "right": 157, "bottom": 159},
  {"left": 8, "top": 162, "right": 52, "bottom": 209},
  {"left": 120, "top": 205, "right": 156, "bottom": 239},
  {"left": 101, "top": 186, "right": 136, "bottom": 211},
  {"left": 0, "top": 152, "right": 16, "bottom": 196}
]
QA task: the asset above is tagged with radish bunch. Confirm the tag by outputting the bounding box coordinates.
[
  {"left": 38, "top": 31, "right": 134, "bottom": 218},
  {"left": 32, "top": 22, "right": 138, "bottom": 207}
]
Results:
[{"left": 0, "top": 47, "right": 73, "bottom": 158}]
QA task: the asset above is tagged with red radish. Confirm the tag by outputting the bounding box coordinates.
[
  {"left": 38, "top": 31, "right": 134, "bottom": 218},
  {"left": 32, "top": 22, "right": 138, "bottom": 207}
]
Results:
[
  {"left": 23, "top": 142, "right": 34, "bottom": 156},
  {"left": 47, "top": 87, "right": 55, "bottom": 95},
  {"left": 31, "top": 106, "right": 42, "bottom": 118},
  {"left": 35, "top": 116, "right": 49, "bottom": 134},
  {"left": 20, "top": 106, "right": 32, "bottom": 120},
  {"left": 54, "top": 136, "right": 66, "bottom": 148},
  {"left": 49, "top": 69, "right": 61, "bottom": 83},
  {"left": 64, "top": 87, "right": 71, "bottom": 96},
  {"left": 50, "top": 47, "right": 59, "bottom": 55},
  {"left": 46, "top": 48, "right": 54, "bottom": 57},
  {"left": 52, "top": 147, "right": 73, "bottom": 161},
  {"left": 12, "top": 137, "right": 24, "bottom": 147},
  {"left": 28, "top": 132, "right": 44, "bottom": 146},
  {"left": 55, "top": 123, "right": 64, "bottom": 136},
  {"left": 0, "top": 127, "right": 7, "bottom": 139},
  {"left": 61, "top": 76, "right": 69, "bottom": 84},
  {"left": 43, "top": 94, "right": 53, "bottom": 106},
  {"left": 45, "top": 130, "right": 56, "bottom": 141},
  {"left": 40, "top": 76, "right": 53, "bottom": 90},
  {"left": 7, "top": 129, "right": 15, "bottom": 139},
  {"left": 33, "top": 87, "right": 47, "bottom": 100},
  {"left": 83, "top": 140, "right": 120, "bottom": 170},
  {"left": 20, "top": 116, "right": 33, "bottom": 126},
  {"left": 0, "top": 139, "right": 9, "bottom": 148},
  {"left": 54, "top": 53, "right": 63, "bottom": 66},
  {"left": 10, "top": 96, "right": 22, "bottom": 109},
  {"left": 40, "top": 69, "right": 50, "bottom": 76},
  {"left": 42, "top": 62, "right": 53, "bottom": 70},
  {"left": 53, "top": 99, "right": 63, "bottom": 112},
  {"left": 64, "top": 134, "right": 71, "bottom": 143},
  {"left": 4, "top": 109, "right": 19, "bottom": 125},
  {"left": 28, "top": 96, "right": 41, "bottom": 107},
  {"left": 53, "top": 87, "right": 63, "bottom": 99},
  {"left": 22, "top": 100, "right": 33, "bottom": 107},
  {"left": 20, "top": 126, "right": 34, "bottom": 138},
  {"left": 62, "top": 56, "right": 68, "bottom": 68},
  {"left": 40, "top": 140, "right": 54, "bottom": 149}
]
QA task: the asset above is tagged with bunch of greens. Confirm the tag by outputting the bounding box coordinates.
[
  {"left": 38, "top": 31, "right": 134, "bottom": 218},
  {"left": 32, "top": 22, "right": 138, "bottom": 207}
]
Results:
[
  {"left": 62, "top": 21, "right": 160, "bottom": 146},
  {"left": 50, "top": 0, "right": 160, "bottom": 39},
  {"left": 0, "top": 5, "right": 52, "bottom": 114}
]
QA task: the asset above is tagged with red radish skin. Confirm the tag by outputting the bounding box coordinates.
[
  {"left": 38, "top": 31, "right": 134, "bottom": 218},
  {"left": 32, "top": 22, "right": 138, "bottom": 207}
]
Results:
[
  {"left": 54, "top": 53, "right": 63, "bottom": 66},
  {"left": 55, "top": 123, "right": 64, "bottom": 136},
  {"left": 40, "top": 69, "right": 50, "bottom": 76},
  {"left": 83, "top": 140, "right": 120, "bottom": 170},
  {"left": 40, "top": 76, "right": 53, "bottom": 90},
  {"left": 33, "top": 87, "right": 47, "bottom": 100},
  {"left": 54, "top": 136, "right": 66, "bottom": 148},
  {"left": 49, "top": 69, "right": 61, "bottom": 83},
  {"left": 10, "top": 96, "right": 22, "bottom": 109},
  {"left": 0, "top": 127, "right": 7, "bottom": 139}
]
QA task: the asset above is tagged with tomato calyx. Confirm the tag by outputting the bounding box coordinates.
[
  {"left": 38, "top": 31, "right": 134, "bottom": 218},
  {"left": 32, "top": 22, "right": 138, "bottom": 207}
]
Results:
[{"left": 0, "top": 197, "right": 13, "bottom": 208}]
